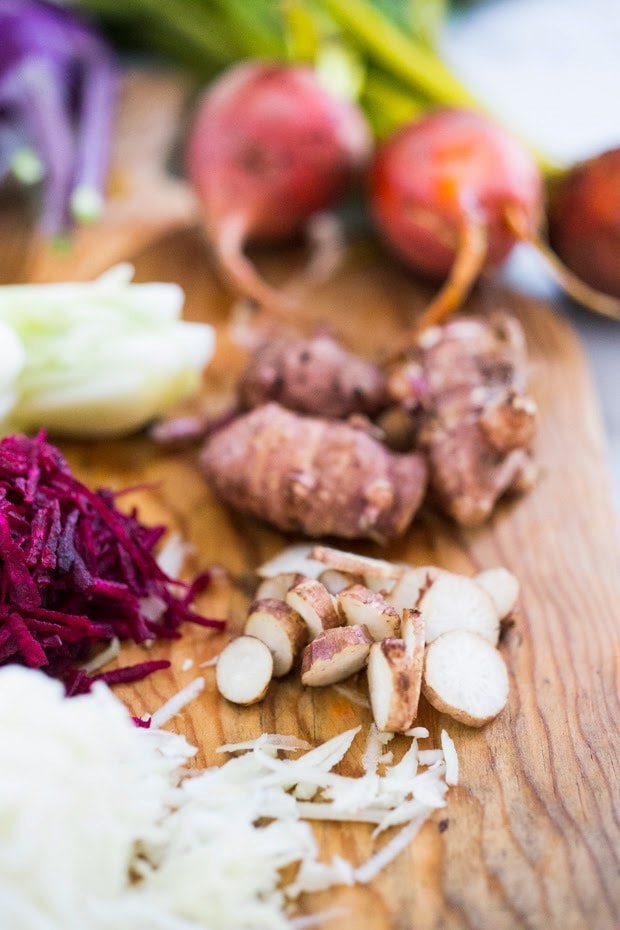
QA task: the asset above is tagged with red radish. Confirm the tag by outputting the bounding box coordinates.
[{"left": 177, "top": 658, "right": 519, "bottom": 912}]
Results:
[
  {"left": 185, "top": 61, "right": 371, "bottom": 309},
  {"left": 548, "top": 147, "right": 620, "bottom": 300},
  {"left": 370, "top": 109, "right": 544, "bottom": 329}
]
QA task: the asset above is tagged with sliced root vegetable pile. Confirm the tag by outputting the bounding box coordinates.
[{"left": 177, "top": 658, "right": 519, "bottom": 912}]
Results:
[{"left": 215, "top": 543, "right": 518, "bottom": 730}]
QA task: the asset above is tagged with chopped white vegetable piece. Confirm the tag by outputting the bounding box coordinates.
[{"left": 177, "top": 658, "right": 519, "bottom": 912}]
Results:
[
  {"left": 475, "top": 567, "right": 520, "bottom": 620},
  {"left": 420, "top": 572, "right": 499, "bottom": 645},
  {"left": 423, "top": 630, "right": 509, "bottom": 726},
  {"left": 150, "top": 676, "right": 205, "bottom": 728},
  {"left": 216, "top": 636, "right": 273, "bottom": 705}
]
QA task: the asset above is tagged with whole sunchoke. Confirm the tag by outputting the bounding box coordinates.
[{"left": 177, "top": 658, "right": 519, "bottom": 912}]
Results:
[
  {"left": 390, "top": 313, "right": 537, "bottom": 526},
  {"left": 238, "top": 333, "right": 389, "bottom": 418},
  {"left": 200, "top": 402, "right": 427, "bottom": 543}
]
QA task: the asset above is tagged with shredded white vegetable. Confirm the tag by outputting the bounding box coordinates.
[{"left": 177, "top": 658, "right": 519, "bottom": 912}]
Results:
[
  {"left": 0, "top": 667, "right": 457, "bottom": 930},
  {"left": 441, "top": 730, "right": 459, "bottom": 786},
  {"left": 79, "top": 636, "right": 120, "bottom": 674},
  {"left": 150, "top": 676, "right": 205, "bottom": 729}
]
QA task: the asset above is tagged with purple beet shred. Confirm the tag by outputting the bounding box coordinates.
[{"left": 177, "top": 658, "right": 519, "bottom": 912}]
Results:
[{"left": 0, "top": 433, "right": 224, "bottom": 692}]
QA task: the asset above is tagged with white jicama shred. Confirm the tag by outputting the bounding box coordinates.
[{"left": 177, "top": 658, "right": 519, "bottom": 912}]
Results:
[
  {"left": 79, "top": 636, "right": 121, "bottom": 674},
  {"left": 0, "top": 667, "right": 457, "bottom": 930},
  {"left": 441, "top": 730, "right": 459, "bottom": 786},
  {"left": 156, "top": 532, "right": 194, "bottom": 580},
  {"left": 150, "top": 676, "right": 205, "bottom": 729}
]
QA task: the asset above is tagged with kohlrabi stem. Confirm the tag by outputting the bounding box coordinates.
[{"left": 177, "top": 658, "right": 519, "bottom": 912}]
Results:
[
  {"left": 5, "top": 59, "right": 76, "bottom": 236},
  {"left": 71, "top": 43, "right": 117, "bottom": 225}
]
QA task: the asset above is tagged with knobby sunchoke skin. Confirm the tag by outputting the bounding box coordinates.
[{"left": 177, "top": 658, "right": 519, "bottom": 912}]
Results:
[
  {"left": 239, "top": 334, "right": 389, "bottom": 419},
  {"left": 200, "top": 403, "right": 427, "bottom": 542},
  {"left": 391, "top": 314, "right": 537, "bottom": 526}
]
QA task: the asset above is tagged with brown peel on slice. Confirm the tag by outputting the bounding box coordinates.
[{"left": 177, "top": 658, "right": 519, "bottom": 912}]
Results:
[
  {"left": 244, "top": 599, "right": 308, "bottom": 677},
  {"left": 286, "top": 578, "right": 341, "bottom": 640},
  {"left": 310, "top": 546, "right": 405, "bottom": 581},
  {"left": 368, "top": 639, "right": 422, "bottom": 733},
  {"left": 337, "top": 585, "right": 401, "bottom": 640},
  {"left": 301, "top": 624, "right": 373, "bottom": 687}
]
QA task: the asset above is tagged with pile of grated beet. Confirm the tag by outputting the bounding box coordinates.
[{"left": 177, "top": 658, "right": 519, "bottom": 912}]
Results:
[{"left": 0, "top": 433, "right": 224, "bottom": 694}]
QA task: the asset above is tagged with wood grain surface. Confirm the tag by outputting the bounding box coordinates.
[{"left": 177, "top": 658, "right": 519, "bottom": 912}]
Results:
[{"left": 2, "top": 70, "right": 620, "bottom": 930}]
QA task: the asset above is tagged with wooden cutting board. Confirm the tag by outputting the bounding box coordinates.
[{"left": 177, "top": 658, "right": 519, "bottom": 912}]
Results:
[{"left": 2, "top": 70, "right": 620, "bottom": 930}]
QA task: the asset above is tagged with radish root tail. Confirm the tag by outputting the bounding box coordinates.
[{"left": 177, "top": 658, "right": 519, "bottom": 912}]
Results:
[
  {"left": 212, "top": 213, "right": 296, "bottom": 315},
  {"left": 212, "top": 212, "right": 346, "bottom": 317},
  {"left": 286, "top": 212, "right": 346, "bottom": 299},
  {"left": 505, "top": 205, "right": 620, "bottom": 322},
  {"left": 415, "top": 217, "right": 489, "bottom": 332}
]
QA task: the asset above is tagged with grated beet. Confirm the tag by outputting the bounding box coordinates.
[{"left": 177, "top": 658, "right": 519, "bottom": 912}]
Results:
[{"left": 0, "top": 433, "right": 225, "bottom": 692}]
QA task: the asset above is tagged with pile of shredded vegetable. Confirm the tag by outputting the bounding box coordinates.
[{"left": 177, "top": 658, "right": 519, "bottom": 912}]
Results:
[
  {"left": 0, "top": 666, "right": 457, "bottom": 930},
  {"left": 0, "top": 432, "right": 223, "bottom": 692}
]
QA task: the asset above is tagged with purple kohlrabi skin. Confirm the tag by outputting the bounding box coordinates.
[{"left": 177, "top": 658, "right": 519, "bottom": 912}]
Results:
[{"left": 0, "top": 0, "right": 117, "bottom": 235}]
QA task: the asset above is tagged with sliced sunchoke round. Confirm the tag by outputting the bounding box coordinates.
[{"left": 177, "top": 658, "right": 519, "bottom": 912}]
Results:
[
  {"left": 422, "top": 629, "right": 509, "bottom": 727},
  {"left": 419, "top": 572, "right": 499, "bottom": 645},
  {"left": 286, "top": 578, "right": 341, "bottom": 640},
  {"left": 216, "top": 636, "right": 274, "bottom": 705},
  {"left": 301, "top": 624, "right": 373, "bottom": 687},
  {"left": 384, "top": 567, "right": 433, "bottom": 615},
  {"left": 244, "top": 599, "right": 308, "bottom": 676},
  {"left": 200, "top": 404, "right": 428, "bottom": 543},
  {"left": 475, "top": 567, "right": 520, "bottom": 620},
  {"left": 336, "top": 584, "right": 400, "bottom": 640}
]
